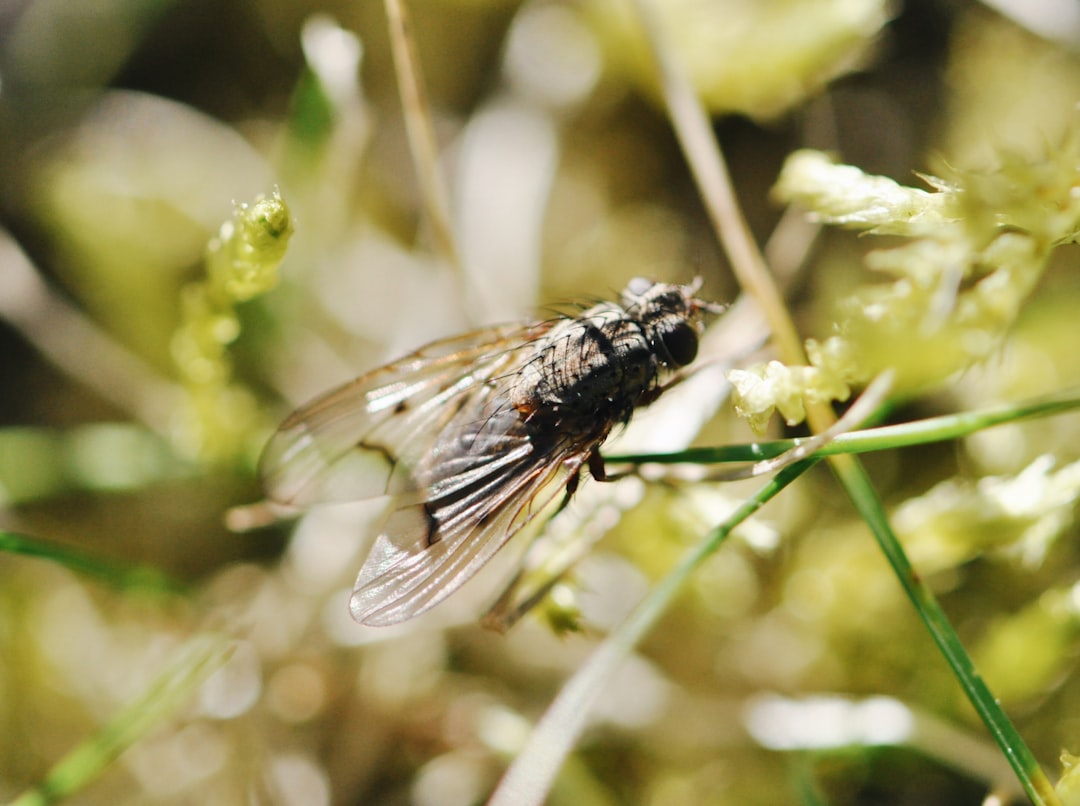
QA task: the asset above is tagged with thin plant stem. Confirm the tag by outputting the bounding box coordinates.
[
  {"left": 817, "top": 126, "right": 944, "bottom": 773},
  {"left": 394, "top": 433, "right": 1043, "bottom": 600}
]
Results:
[
  {"left": 841, "top": 462, "right": 1060, "bottom": 804},
  {"left": 0, "top": 530, "right": 186, "bottom": 595},
  {"left": 9, "top": 636, "right": 233, "bottom": 806},
  {"left": 628, "top": 0, "right": 808, "bottom": 373},
  {"left": 607, "top": 388, "right": 1080, "bottom": 466},
  {"left": 623, "top": 2, "right": 1056, "bottom": 802},
  {"left": 489, "top": 458, "right": 819, "bottom": 806},
  {"left": 383, "top": 0, "right": 462, "bottom": 273},
  {"left": 0, "top": 229, "right": 181, "bottom": 439}
]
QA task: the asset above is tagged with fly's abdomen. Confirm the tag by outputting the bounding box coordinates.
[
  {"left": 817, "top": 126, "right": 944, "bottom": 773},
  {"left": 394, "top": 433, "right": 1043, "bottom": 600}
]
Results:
[{"left": 513, "top": 316, "right": 658, "bottom": 432}]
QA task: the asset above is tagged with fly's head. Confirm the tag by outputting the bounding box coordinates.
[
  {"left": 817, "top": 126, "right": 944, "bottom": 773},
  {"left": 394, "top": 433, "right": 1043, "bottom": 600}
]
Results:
[{"left": 621, "top": 277, "right": 725, "bottom": 370}]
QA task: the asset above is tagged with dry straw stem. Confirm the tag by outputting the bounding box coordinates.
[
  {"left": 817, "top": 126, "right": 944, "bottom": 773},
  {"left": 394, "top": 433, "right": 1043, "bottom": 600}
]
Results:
[
  {"left": 0, "top": 228, "right": 181, "bottom": 438},
  {"left": 383, "top": 0, "right": 462, "bottom": 274},
  {"left": 495, "top": 3, "right": 1060, "bottom": 805},
  {"left": 627, "top": 0, "right": 814, "bottom": 396}
]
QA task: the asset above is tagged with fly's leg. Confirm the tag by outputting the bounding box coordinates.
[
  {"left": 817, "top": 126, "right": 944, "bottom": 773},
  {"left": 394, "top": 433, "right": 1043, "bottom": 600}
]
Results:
[
  {"left": 482, "top": 563, "right": 579, "bottom": 633},
  {"left": 482, "top": 451, "right": 640, "bottom": 633},
  {"left": 482, "top": 465, "right": 585, "bottom": 633},
  {"left": 482, "top": 456, "right": 599, "bottom": 632},
  {"left": 588, "top": 451, "right": 607, "bottom": 482},
  {"left": 588, "top": 448, "right": 642, "bottom": 483}
]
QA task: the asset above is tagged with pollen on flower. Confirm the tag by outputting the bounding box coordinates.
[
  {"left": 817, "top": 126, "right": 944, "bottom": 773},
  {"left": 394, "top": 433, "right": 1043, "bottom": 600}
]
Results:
[
  {"left": 170, "top": 189, "right": 294, "bottom": 464},
  {"left": 744, "top": 134, "right": 1080, "bottom": 433},
  {"left": 207, "top": 190, "right": 293, "bottom": 302}
]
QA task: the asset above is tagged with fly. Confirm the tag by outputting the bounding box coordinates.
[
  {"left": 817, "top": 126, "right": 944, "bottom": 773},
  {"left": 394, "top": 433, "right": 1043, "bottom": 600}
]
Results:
[{"left": 259, "top": 277, "right": 724, "bottom": 626}]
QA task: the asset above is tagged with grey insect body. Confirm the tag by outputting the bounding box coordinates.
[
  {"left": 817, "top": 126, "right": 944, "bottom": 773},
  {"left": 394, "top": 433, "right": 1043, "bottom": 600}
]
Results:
[{"left": 260, "top": 278, "right": 719, "bottom": 625}]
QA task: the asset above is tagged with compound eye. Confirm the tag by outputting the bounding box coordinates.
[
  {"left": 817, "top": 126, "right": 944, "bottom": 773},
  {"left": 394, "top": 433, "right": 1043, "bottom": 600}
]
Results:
[{"left": 660, "top": 321, "right": 699, "bottom": 366}]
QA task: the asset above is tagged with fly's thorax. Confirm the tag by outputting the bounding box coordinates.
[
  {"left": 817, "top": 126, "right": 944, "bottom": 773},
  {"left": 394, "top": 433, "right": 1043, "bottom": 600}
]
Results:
[{"left": 509, "top": 299, "right": 685, "bottom": 430}]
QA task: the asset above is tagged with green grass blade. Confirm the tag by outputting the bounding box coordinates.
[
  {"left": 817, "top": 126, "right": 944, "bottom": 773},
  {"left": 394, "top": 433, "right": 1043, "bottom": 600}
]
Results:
[
  {"left": 607, "top": 388, "right": 1080, "bottom": 467},
  {"left": 488, "top": 458, "right": 819, "bottom": 806},
  {"left": 8, "top": 635, "right": 233, "bottom": 806},
  {"left": 831, "top": 455, "right": 1060, "bottom": 805},
  {"left": 597, "top": 387, "right": 1080, "bottom": 803},
  {"left": 0, "top": 530, "right": 185, "bottom": 595}
]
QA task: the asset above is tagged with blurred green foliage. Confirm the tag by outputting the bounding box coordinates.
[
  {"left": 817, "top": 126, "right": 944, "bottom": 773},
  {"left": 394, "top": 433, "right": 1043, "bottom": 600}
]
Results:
[{"left": 1, "top": 1, "right": 1080, "bottom": 805}]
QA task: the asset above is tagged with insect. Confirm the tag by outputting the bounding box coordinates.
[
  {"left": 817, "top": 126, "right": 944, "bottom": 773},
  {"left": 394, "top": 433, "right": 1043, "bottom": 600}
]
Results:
[{"left": 259, "top": 278, "right": 723, "bottom": 626}]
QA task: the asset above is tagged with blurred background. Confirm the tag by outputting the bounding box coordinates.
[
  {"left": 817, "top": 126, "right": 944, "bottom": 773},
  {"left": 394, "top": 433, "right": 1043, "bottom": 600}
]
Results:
[{"left": 2, "top": 0, "right": 1080, "bottom": 803}]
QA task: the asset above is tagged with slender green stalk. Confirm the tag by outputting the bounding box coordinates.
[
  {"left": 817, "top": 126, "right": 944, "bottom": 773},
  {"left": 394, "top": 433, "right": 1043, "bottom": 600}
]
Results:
[
  {"left": 608, "top": 389, "right": 1080, "bottom": 466},
  {"left": 790, "top": 754, "right": 832, "bottom": 806},
  {"left": 605, "top": 387, "right": 1079, "bottom": 802},
  {"left": 489, "top": 458, "right": 818, "bottom": 806},
  {"left": 0, "top": 530, "right": 185, "bottom": 595},
  {"left": 8, "top": 636, "right": 233, "bottom": 806},
  {"left": 591, "top": 0, "right": 1060, "bottom": 800},
  {"left": 835, "top": 457, "right": 1059, "bottom": 805}
]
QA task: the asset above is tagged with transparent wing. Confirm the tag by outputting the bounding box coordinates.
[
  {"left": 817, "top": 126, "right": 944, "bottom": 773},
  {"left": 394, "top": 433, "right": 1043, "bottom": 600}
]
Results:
[
  {"left": 260, "top": 322, "right": 551, "bottom": 507},
  {"left": 349, "top": 398, "right": 592, "bottom": 626}
]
